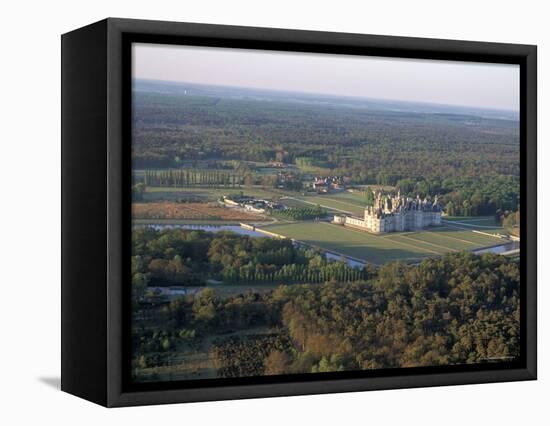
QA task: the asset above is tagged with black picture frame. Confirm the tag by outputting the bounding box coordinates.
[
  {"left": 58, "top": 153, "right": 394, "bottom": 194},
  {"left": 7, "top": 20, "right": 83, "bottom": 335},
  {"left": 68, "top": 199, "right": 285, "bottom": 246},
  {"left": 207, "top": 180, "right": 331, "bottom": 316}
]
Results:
[{"left": 61, "top": 17, "right": 537, "bottom": 407}]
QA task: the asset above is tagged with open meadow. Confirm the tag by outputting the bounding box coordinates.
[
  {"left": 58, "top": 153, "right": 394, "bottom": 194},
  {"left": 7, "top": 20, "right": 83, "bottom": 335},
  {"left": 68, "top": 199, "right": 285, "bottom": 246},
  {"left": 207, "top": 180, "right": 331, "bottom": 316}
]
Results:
[
  {"left": 259, "top": 220, "right": 505, "bottom": 264},
  {"left": 137, "top": 183, "right": 508, "bottom": 265},
  {"left": 132, "top": 201, "right": 262, "bottom": 222},
  {"left": 142, "top": 186, "right": 280, "bottom": 202},
  {"left": 142, "top": 185, "right": 377, "bottom": 217}
]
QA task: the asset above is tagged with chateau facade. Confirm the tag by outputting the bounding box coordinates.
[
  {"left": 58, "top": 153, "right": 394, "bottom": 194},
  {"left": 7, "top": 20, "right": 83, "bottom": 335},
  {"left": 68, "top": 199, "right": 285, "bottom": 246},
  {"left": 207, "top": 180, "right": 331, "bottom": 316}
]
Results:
[{"left": 334, "top": 191, "right": 442, "bottom": 233}]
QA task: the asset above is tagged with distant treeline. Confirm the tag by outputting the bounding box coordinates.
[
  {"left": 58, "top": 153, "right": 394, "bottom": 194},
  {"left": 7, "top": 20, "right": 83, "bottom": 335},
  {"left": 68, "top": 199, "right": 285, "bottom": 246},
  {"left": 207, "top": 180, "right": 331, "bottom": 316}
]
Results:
[
  {"left": 391, "top": 175, "right": 520, "bottom": 216},
  {"left": 132, "top": 252, "right": 520, "bottom": 376},
  {"left": 133, "top": 92, "right": 519, "bottom": 218},
  {"left": 140, "top": 169, "right": 243, "bottom": 188},
  {"left": 133, "top": 92, "right": 519, "bottom": 184},
  {"left": 498, "top": 210, "right": 520, "bottom": 237}
]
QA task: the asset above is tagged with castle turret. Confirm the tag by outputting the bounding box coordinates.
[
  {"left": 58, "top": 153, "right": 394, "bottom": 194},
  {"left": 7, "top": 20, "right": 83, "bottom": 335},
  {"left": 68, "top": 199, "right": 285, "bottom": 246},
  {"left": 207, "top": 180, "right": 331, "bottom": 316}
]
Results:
[{"left": 340, "top": 190, "right": 442, "bottom": 233}]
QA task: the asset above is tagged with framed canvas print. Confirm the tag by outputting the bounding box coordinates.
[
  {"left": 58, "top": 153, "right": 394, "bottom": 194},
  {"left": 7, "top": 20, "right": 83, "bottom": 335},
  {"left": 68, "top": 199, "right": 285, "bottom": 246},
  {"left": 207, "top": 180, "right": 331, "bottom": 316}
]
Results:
[{"left": 61, "top": 18, "right": 537, "bottom": 407}]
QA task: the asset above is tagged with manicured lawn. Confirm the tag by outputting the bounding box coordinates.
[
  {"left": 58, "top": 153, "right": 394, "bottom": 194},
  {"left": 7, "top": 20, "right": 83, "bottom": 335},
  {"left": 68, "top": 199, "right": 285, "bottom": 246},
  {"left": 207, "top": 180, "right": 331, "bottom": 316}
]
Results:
[
  {"left": 281, "top": 194, "right": 366, "bottom": 216},
  {"left": 144, "top": 186, "right": 370, "bottom": 216},
  {"left": 133, "top": 218, "right": 271, "bottom": 225},
  {"left": 277, "top": 197, "right": 311, "bottom": 208},
  {"left": 442, "top": 215, "right": 502, "bottom": 227},
  {"left": 326, "top": 191, "right": 371, "bottom": 206},
  {"left": 387, "top": 227, "right": 502, "bottom": 252},
  {"left": 259, "top": 221, "right": 504, "bottom": 264},
  {"left": 443, "top": 215, "right": 497, "bottom": 223}
]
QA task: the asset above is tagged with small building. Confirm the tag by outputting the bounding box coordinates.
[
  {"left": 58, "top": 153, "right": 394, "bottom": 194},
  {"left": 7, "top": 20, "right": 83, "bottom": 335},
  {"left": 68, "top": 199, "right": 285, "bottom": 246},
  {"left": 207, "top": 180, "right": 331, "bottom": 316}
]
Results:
[
  {"left": 223, "top": 198, "right": 240, "bottom": 207},
  {"left": 312, "top": 176, "right": 346, "bottom": 193},
  {"left": 244, "top": 203, "right": 266, "bottom": 214}
]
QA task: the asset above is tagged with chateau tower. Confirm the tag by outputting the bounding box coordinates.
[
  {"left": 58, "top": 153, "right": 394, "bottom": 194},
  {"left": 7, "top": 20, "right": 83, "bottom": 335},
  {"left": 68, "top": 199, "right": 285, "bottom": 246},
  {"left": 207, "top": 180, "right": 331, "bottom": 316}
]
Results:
[{"left": 335, "top": 190, "right": 442, "bottom": 233}]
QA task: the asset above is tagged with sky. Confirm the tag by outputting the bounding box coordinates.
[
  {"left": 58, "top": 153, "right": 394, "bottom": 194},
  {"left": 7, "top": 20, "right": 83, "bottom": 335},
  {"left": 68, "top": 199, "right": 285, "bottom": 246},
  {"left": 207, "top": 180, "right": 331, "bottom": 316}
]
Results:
[{"left": 133, "top": 43, "right": 520, "bottom": 112}]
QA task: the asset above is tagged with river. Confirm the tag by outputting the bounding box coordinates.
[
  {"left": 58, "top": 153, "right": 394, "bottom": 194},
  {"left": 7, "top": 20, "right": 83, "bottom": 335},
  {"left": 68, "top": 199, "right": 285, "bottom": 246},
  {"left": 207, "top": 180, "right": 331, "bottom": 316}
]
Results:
[
  {"left": 141, "top": 223, "right": 266, "bottom": 237},
  {"left": 473, "top": 241, "right": 520, "bottom": 255}
]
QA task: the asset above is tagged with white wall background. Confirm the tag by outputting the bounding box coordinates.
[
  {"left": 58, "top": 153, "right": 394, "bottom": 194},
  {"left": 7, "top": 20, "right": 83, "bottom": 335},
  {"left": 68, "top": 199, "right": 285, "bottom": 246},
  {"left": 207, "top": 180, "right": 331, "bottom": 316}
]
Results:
[{"left": 0, "top": 0, "right": 546, "bottom": 423}]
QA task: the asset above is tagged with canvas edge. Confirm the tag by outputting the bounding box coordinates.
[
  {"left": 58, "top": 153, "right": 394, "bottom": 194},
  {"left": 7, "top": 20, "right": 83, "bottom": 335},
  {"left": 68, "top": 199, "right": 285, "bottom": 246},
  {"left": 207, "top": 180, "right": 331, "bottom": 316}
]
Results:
[{"left": 86, "top": 17, "right": 537, "bottom": 407}]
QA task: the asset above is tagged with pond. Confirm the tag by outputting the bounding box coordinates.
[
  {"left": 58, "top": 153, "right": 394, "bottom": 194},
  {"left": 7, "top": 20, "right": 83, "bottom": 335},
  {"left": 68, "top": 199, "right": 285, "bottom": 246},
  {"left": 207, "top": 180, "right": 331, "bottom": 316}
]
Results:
[
  {"left": 140, "top": 224, "right": 266, "bottom": 238},
  {"left": 473, "top": 241, "right": 520, "bottom": 255},
  {"left": 147, "top": 286, "right": 201, "bottom": 299}
]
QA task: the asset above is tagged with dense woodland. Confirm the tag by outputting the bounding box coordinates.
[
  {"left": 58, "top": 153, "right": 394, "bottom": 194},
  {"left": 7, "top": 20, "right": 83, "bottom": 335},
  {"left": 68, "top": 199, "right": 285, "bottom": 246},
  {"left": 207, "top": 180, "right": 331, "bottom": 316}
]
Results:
[
  {"left": 132, "top": 228, "right": 373, "bottom": 289},
  {"left": 133, "top": 87, "right": 520, "bottom": 217},
  {"left": 133, "top": 92, "right": 519, "bottom": 181},
  {"left": 132, "top": 251, "right": 520, "bottom": 377},
  {"left": 131, "top": 82, "right": 521, "bottom": 380},
  {"left": 391, "top": 175, "right": 520, "bottom": 215}
]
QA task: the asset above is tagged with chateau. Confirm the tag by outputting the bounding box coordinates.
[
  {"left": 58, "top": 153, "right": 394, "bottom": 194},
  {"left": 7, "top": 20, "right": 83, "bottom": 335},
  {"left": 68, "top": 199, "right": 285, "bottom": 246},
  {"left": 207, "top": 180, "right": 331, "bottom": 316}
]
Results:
[{"left": 333, "top": 191, "right": 442, "bottom": 233}]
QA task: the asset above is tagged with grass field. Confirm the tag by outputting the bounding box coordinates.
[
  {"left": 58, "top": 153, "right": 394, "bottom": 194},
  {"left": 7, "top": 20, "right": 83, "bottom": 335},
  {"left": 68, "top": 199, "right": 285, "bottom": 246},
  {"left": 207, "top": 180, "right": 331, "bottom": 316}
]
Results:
[
  {"left": 143, "top": 186, "right": 381, "bottom": 216},
  {"left": 442, "top": 215, "right": 502, "bottom": 228},
  {"left": 132, "top": 201, "right": 260, "bottom": 221},
  {"left": 142, "top": 186, "right": 402, "bottom": 218},
  {"left": 133, "top": 218, "right": 271, "bottom": 226},
  {"left": 444, "top": 215, "right": 499, "bottom": 224},
  {"left": 143, "top": 186, "right": 280, "bottom": 202},
  {"left": 139, "top": 187, "right": 508, "bottom": 265},
  {"left": 259, "top": 221, "right": 505, "bottom": 264},
  {"left": 280, "top": 194, "right": 366, "bottom": 216}
]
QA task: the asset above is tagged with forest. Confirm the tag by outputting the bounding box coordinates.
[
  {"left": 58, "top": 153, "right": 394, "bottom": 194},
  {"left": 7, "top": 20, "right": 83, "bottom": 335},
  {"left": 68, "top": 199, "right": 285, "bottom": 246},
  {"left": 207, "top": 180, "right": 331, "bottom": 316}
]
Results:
[
  {"left": 132, "top": 228, "right": 373, "bottom": 288},
  {"left": 133, "top": 90, "right": 519, "bottom": 181},
  {"left": 391, "top": 175, "right": 520, "bottom": 215},
  {"left": 130, "top": 81, "right": 521, "bottom": 381},
  {"left": 132, "top": 251, "right": 520, "bottom": 379},
  {"left": 132, "top": 85, "right": 520, "bottom": 217}
]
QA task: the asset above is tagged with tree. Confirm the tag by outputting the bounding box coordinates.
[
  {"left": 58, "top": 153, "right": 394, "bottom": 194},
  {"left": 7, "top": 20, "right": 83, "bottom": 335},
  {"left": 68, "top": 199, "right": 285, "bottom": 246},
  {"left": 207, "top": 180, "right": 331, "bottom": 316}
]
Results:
[
  {"left": 275, "top": 150, "right": 287, "bottom": 163},
  {"left": 192, "top": 288, "right": 219, "bottom": 324},
  {"left": 243, "top": 174, "right": 254, "bottom": 186},
  {"left": 161, "top": 337, "right": 171, "bottom": 351},
  {"left": 462, "top": 200, "right": 471, "bottom": 217},
  {"left": 396, "top": 178, "right": 415, "bottom": 195},
  {"left": 261, "top": 175, "right": 277, "bottom": 188},
  {"left": 132, "top": 183, "right": 146, "bottom": 201},
  {"left": 445, "top": 201, "right": 455, "bottom": 217},
  {"left": 264, "top": 350, "right": 291, "bottom": 375},
  {"left": 364, "top": 187, "right": 375, "bottom": 206},
  {"left": 131, "top": 272, "right": 148, "bottom": 302}
]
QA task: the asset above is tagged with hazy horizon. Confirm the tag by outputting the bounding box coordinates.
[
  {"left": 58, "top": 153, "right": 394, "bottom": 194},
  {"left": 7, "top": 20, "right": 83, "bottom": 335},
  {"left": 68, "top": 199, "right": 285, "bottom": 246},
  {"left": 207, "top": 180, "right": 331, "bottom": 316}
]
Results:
[
  {"left": 133, "top": 43, "right": 520, "bottom": 112},
  {"left": 134, "top": 77, "right": 520, "bottom": 115}
]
